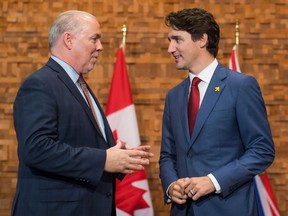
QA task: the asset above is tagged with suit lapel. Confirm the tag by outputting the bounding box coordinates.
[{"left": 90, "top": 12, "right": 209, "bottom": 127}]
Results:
[
  {"left": 179, "top": 77, "right": 192, "bottom": 144},
  {"left": 189, "top": 64, "right": 227, "bottom": 146},
  {"left": 46, "top": 58, "right": 106, "bottom": 141}
]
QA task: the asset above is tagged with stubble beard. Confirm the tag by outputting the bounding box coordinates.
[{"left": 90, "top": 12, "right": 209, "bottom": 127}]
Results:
[{"left": 176, "top": 65, "right": 189, "bottom": 70}]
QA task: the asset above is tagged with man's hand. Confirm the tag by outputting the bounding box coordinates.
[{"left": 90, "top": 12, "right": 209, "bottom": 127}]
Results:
[
  {"left": 168, "top": 178, "right": 190, "bottom": 204},
  {"left": 184, "top": 176, "right": 216, "bottom": 201},
  {"left": 104, "top": 140, "right": 153, "bottom": 174}
]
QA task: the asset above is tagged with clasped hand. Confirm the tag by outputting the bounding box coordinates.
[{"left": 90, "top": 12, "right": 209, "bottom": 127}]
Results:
[
  {"left": 104, "top": 140, "right": 154, "bottom": 174},
  {"left": 168, "top": 177, "right": 216, "bottom": 204}
]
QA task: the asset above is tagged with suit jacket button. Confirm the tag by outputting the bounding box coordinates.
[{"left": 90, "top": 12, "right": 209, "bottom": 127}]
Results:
[{"left": 106, "top": 192, "right": 112, "bottom": 198}]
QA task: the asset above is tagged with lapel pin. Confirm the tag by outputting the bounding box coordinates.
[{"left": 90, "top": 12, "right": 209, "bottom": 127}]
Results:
[{"left": 215, "top": 86, "right": 220, "bottom": 92}]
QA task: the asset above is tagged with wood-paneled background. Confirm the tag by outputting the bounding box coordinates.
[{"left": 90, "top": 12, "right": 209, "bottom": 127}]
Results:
[{"left": 0, "top": 0, "right": 287, "bottom": 215}]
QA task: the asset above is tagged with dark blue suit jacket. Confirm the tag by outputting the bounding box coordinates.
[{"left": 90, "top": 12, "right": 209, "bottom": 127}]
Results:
[
  {"left": 12, "top": 58, "right": 120, "bottom": 216},
  {"left": 159, "top": 64, "right": 275, "bottom": 216}
]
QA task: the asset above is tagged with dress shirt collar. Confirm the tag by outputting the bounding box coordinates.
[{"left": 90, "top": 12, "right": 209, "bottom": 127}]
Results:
[
  {"left": 51, "top": 55, "right": 80, "bottom": 84},
  {"left": 189, "top": 59, "right": 218, "bottom": 84}
]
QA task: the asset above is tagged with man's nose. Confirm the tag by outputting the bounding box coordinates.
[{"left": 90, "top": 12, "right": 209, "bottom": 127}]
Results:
[
  {"left": 96, "top": 40, "right": 103, "bottom": 51},
  {"left": 168, "top": 41, "right": 176, "bottom": 53}
]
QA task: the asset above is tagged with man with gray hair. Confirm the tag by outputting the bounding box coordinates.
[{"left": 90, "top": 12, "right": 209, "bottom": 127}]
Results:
[{"left": 12, "top": 10, "right": 153, "bottom": 216}]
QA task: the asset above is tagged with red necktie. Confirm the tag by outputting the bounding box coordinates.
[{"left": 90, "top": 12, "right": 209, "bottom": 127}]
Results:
[
  {"left": 188, "top": 77, "right": 201, "bottom": 136},
  {"left": 78, "top": 75, "right": 101, "bottom": 130}
]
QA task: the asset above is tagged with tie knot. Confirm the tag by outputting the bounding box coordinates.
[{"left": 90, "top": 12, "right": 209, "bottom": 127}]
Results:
[
  {"left": 78, "top": 75, "right": 86, "bottom": 85},
  {"left": 192, "top": 77, "right": 201, "bottom": 86}
]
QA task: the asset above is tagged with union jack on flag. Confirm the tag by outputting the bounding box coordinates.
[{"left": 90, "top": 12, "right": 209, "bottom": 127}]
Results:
[{"left": 254, "top": 174, "right": 280, "bottom": 216}]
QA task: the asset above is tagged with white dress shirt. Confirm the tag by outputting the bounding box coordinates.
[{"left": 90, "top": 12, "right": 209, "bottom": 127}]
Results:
[{"left": 188, "top": 58, "right": 221, "bottom": 193}]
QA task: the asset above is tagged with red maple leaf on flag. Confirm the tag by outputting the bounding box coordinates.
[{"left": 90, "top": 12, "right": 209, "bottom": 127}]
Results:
[
  {"left": 116, "top": 170, "right": 150, "bottom": 215},
  {"left": 111, "top": 129, "right": 150, "bottom": 215}
]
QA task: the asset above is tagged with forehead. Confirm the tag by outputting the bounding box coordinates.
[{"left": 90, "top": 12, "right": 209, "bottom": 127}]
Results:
[
  {"left": 168, "top": 27, "right": 190, "bottom": 39},
  {"left": 80, "top": 16, "right": 102, "bottom": 35}
]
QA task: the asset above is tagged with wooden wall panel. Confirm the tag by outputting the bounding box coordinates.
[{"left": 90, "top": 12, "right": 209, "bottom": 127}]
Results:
[{"left": 0, "top": 0, "right": 287, "bottom": 215}]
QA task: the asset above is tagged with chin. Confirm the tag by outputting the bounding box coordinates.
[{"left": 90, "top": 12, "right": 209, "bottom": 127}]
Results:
[
  {"left": 83, "top": 67, "right": 94, "bottom": 74},
  {"left": 88, "top": 63, "right": 96, "bottom": 70},
  {"left": 176, "top": 65, "right": 187, "bottom": 70}
]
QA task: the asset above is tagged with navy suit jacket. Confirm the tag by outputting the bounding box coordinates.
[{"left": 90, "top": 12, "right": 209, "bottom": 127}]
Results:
[
  {"left": 159, "top": 64, "right": 275, "bottom": 216},
  {"left": 12, "top": 58, "right": 121, "bottom": 216}
]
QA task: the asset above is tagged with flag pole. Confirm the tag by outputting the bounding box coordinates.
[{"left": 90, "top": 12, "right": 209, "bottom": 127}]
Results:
[
  {"left": 235, "top": 20, "right": 239, "bottom": 46},
  {"left": 235, "top": 20, "right": 240, "bottom": 56},
  {"left": 121, "top": 24, "right": 127, "bottom": 50},
  {"left": 234, "top": 20, "right": 240, "bottom": 64}
]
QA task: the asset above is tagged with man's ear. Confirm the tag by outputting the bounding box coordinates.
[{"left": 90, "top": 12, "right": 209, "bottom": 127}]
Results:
[
  {"left": 199, "top": 33, "right": 208, "bottom": 48},
  {"left": 63, "top": 32, "right": 73, "bottom": 50}
]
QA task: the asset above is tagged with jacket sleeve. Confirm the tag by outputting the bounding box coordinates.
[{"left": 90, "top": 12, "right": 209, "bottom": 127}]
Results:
[
  {"left": 159, "top": 93, "right": 179, "bottom": 203},
  {"left": 211, "top": 76, "right": 275, "bottom": 197}
]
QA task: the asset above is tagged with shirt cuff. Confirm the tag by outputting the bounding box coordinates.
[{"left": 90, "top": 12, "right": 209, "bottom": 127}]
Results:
[
  {"left": 208, "top": 173, "right": 222, "bottom": 194},
  {"left": 166, "top": 181, "right": 174, "bottom": 199}
]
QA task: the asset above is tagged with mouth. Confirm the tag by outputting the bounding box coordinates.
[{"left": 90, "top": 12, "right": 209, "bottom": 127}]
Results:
[
  {"left": 91, "top": 56, "right": 98, "bottom": 62},
  {"left": 173, "top": 54, "right": 181, "bottom": 63}
]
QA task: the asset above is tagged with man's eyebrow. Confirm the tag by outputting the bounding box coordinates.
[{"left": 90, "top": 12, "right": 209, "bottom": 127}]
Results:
[
  {"left": 91, "top": 33, "right": 101, "bottom": 38},
  {"left": 168, "top": 35, "right": 181, "bottom": 41}
]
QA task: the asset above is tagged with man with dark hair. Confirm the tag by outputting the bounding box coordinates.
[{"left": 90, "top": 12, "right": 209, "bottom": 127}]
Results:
[{"left": 159, "top": 8, "right": 274, "bottom": 216}]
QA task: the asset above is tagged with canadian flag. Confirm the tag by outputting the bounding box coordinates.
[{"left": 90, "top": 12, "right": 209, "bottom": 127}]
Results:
[
  {"left": 229, "top": 45, "right": 280, "bottom": 216},
  {"left": 106, "top": 46, "right": 154, "bottom": 216}
]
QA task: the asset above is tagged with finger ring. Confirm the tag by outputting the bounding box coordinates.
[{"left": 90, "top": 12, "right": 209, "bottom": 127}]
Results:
[{"left": 189, "top": 190, "right": 195, "bottom": 195}]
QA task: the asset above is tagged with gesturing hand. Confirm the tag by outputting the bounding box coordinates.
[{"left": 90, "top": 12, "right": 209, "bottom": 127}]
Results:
[{"left": 104, "top": 140, "right": 153, "bottom": 174}]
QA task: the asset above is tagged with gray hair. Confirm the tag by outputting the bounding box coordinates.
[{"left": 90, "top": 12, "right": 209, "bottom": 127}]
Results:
[{"left": 48, "top": 10, "right": 95, "bottom": 49}]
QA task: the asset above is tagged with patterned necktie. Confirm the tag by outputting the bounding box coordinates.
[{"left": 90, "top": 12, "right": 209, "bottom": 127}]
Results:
[
  {"left": 188, "top": 77, "right": 202, "bottom": 136},
  {"left": 78, "top": 75, "right": 101, "bottom": 130}
]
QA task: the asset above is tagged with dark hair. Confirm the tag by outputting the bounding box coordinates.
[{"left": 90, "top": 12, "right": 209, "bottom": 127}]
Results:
[{"left": 165, "top": 8, "right": 220, "bottom": 57}]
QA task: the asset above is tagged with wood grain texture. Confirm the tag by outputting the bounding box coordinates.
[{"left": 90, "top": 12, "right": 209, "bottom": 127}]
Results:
[{"left": 0, "top": 1, "right": 287, "bottom": 215}]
